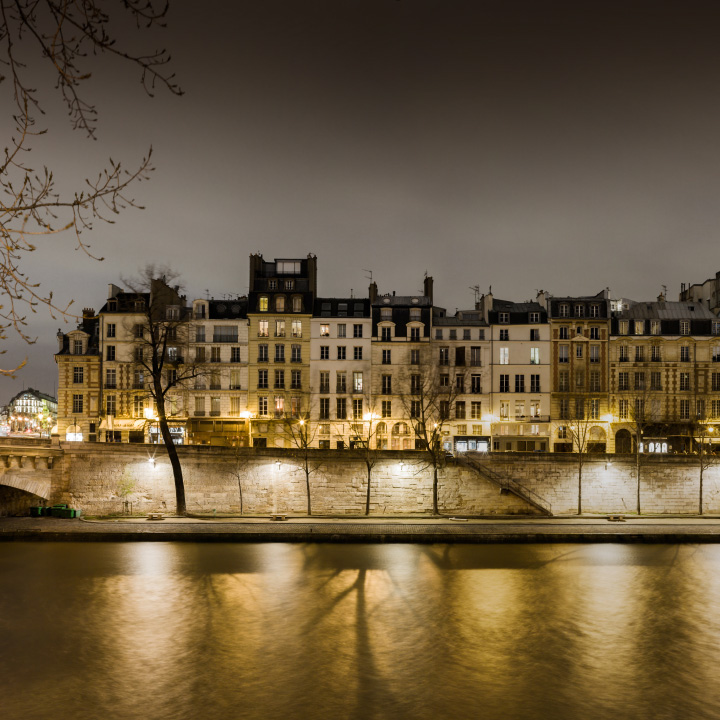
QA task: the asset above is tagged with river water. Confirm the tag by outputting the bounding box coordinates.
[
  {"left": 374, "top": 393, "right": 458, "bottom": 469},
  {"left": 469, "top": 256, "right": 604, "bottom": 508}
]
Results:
[{"left": 1, "top": 542, "right": 720, "bottom": 720}]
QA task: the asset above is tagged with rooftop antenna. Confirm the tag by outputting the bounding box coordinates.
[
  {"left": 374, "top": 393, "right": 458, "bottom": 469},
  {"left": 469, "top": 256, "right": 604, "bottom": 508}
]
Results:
[
  {"left": 363, "top": 269, "right": 373, "bottom": 282},
  {"left": 662, "top": 284, "right": 667, "bottom": 297},
  {"left": 204, "top": 289, "right": 210, "bottom": 300},
  {"left": 469, "top": 285, "right": 481, "bottom": 305}
]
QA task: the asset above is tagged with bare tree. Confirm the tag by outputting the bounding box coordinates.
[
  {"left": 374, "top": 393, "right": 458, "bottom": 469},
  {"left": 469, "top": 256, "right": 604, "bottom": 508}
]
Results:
[
  {"left": 278, "top": 409, "right": 320, "bottom": 516},
  {"left": 564, "top": 395, "right": 601, "bottom": 515},
  {"left": 400, "top": 360, "right": 467, "bottom": 516},
  {"left": 124, "top": 267, "right": 201, "bottom": 515},
  {"left": 0, "top": 1, "right": 181, "bottom": 356},
  {"left": 690, "top": 402, "right": 717, "bottom": 515},
  {"left": 354, "top": 392, "right": 382, "bottom": 516}
]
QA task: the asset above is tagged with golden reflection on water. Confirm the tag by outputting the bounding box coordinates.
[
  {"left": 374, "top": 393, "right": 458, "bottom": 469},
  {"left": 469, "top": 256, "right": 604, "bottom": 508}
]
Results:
[{"left": 2, "top": 543, "right": 720, "bottom": 720}]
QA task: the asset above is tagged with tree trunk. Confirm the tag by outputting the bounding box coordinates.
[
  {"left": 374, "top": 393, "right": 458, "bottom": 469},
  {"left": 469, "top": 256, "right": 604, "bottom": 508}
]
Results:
[
  {"left": 699, "top": 449, "right": 704, "bottom": 515},
  {"left": 432, "top": 464, "right": 439, "bottom": 515},
  {"left": 365, "top": 463, "right": 371, "bottom": 516},
  {"left": 577, "top": 459, "right": 582, "bottom": 515},
  {"left": 635, "top": 444, "right": 641, "bottom": 515},
  {"left": 305, "top": 455, "right": 312, "bottom": 516},
  {"left": 159, "top": 416, "right": 186, "bottom": 515}
]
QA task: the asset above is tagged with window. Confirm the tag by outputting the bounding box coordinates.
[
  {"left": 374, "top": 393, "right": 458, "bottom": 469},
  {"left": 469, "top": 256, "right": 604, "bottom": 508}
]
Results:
[
  {"left": 336, "top": 398, "right": 347, "bottom": 420},
  {"left": 382, "top": 349, "right": 391, "bottom": 365},
  {"left": 471, "top": 374, "right": 481, "bottom": 393},
  {"left": 231, "top": 347, "right": 241, "bottom": 363},
  {"left": 435, "top": 329, "right": 443, "bottom": 340},
  {"left": 440, "top": 374, "right": 449, "bottom": 387},
  {"left": 575, "top": 398, "right": 585, "bottom": 420},
  {"left": 337, "top": 346, "right": 346, "bottom": 360},
  {"left": 73, "top": 367, "right": 84, "bottom": 384},
  {"left": 557, "top": 426, "right": 567, "bottom": 439},
  {"left": 634, "top": 372, "right": 645, "bottom": 391},
  {"left": 353, "top": 324, "right": 363, "bottom": 338},
  {"left": 354, "top": 347, "right": 363, "bottom": 360},
  {"left": 529, "top": 312, "right": 540, "bottom": 323},
  {"left": 575, "top": 370, "right": 584, "bottom": 389},
  {"left": 634, "top": 320, "right": 644, "bottom": 335},
  {"left": 456, "top": 401, "right": 466, "bottom": 419},
  {"left": 411, "top": 349, "right": 420, "bottom": 365},
  {"left": 619, "top": 345, "right": 629, "bottom": 362},
  {"left": 320, "top": 324, "right": 330, "bottom": 337},
  {"left": 381, "top": 327, "right": 392, "bottom": 341},
  {"left": 651, "top": 371, "right": 662, "bottom": 391},
  {"left": 680, "top": 372, "right": 690, "bottom": 391},
  {"left": 320, "top": 346, "right": 329, "bottom": 360},
  {"left": 106, "top": 345, "right": 115, "bottom": 361},
  {"left": 618, "top": 372, "right": 629, "bottom": 391},
  {"left": 515, "top": 375, "right": 525, "bottom": 393},
  {"left": 275, "top": 296, "right": 285, "bottom": 312},
  {"left": 471, "top": 401, "right": 482, "bottom": 419},
  {"left": 713, "top": 400, "right": 720, "bottom": 419},
  {"left": 258, "top": 320, "right": 269, "bottom": 337},
  {"left": 713, "top": 321, "right": 720, "bottom": 336},
  {"left": 291, "top": 345, "right": 301, "bottom": 363},
  {"left": 106, "top": 323, "right": 116, "bottom": 338},
  {"left": 275, "top": 370, "right": 285, "bottom": 389},
  {"left": 559, "top": 371, "right": 569, "bottom": 392},
  {"left": 353, "top": 372, "right": 363, "bottom": 392},
  {"left": 73, "top": 394, "right": 84, "bottom": 413},
  {"left": 275, "top": 320, "right": 285, "bottom": 337},
  {"left": 714, "top": 346, "right": 720, "bottom": 363},
  {"left": 680, "top": 399, "right": 690, "bottom": 420},
  {"left": 499, "top": 312, "right": 509, "bottom": 323},
  {"left": 291, "top": 320, "right": 302, "bottom": 338},
  {"left": 410, "top": 308, "right": 421, "bottom": 322},
  {"left": 500, "top": 402, "right": 510, "bottom": 419},
  {"left": 590, "top": 399, "right": 599, "bottom": 420},
  {"left": 230, "top": 370, "right": 242, "bottom": 390},
  {"left": 499, "top": 374, "right": 509, "bottom": 392},
  {"left": 450, "top": 329, "right": 457, "bottom": 340},
  {"left": 680, "top": 346, "right": 690, "bottom": 362},
  {"left": 381, "top": 308, "right": 392, "bottom": 321},
  {"left": 680, "top": 321, "right": 690, "bottom": 336},
  {"left": 456, "top": 374, "right": 465, "bottom": 392},
  {"left": 382, "top": 375, "right": 392, "bottom": 395},
  {"left": 470, "top": 347, "right": 481, "bottom": 367},
  {"left": 650, "top": 320, "right": 661, "bottom": 335},
  {"left": 284, "top": 279, "right": 294, "bottom": 291},
  {"left": 105, "top": 368, "right": 116, "bottom": 388},
  {"left": 590, "top": 305, "right": 600, "bottom": 318},
  {"left": 499, "top": 329, "right": 509, "bottom": 341},
  {"left": 559, "top": 304, "right": 569, "bottom": 318},
  {"left": 319, "top": 371, "right": 330, "bottom": 393},
  {"left": 463, "top": 329, "right": 471, "bottom": 340},
  {"left": 559, "top": 398, "right": 569, "bottom": 420},
  {"left": 353, "top": 399, "right": 363, "bottom": 419},
  {"left": 559, "top": 345, "right": 569, "bottom": 363},
  {"left": 292, "top": 296, "right": 302, "bottom": 312},
  {"left": 258, "top": 297, "right": 268, "bottom": 312},
  {"left": 575, "top": 305, "right": 584, "bottom": 317},
  {"left": 500, "top": 347, "right": 509, "bottom": 365},
  {"left": 619, "top": 320, "right": 629, "bottom": 335},
  {"left": 559, "top": 327, "right": 569, "bottom": 340},
  {"left": 258, "top": 370, "right": 268, "bottom": 389},
  {"left": 410, "top": 327, "right": 421, "bottom": 341},
  {"left": 258, "top": 344, "right": 268, "bottom": 362},
  {"left": 291, "top": 370, "right": 302, "bottom": 389},
  {"left": 411, "top": 374, "right": 421, "bottom": 394},
  {"left": 590, "top": 346, "right": 600, "bottom": 363},
  {"left": 590, "top": 327, "right": 599, "bottom": 340},
  {"left": 411, "top": 400, "right": 421, "bottom": 419},
  {"left": 439, "top": 401, "right": 450, "bottom": 419},
  {"left": 275, "top": 345, "right": 285, "bottom": 362},
  {"left": 335, "top": 371, "right": 346, "bottom": 393},
  {"left": 529, "top": 400, "right": 540, "bottom": 417},
  {"left": 319, "top": 398, "right": 330, "bottom": 420},
  {"left": 530, "top": 374, "right": 540, "bottom": 393},
  {"left": 576, "top": 345, "right": 583, "bottom": 359},
  {"left": 530, "top": 348, "right": 539, "bottom": 365},
  {"left": 382, "top": 400, "right": 392, "bottom": 418},
  {"left": 589, "top": 371, "right": 601, "bottom": 392},
  {"left": 211, "top": 346, "right": 221, "bottom": 363},
  {"left": 439, "top": 348, "right": 449, "bottom": 365},
  {"left": 651, "top": 345, "right": 661, "bottom": 362},
  {"left": 336, "top": 323, "right": 346, "bottom": 338},
  {"left": 258, "top": 397, "right": 268, "bottom": 416}
]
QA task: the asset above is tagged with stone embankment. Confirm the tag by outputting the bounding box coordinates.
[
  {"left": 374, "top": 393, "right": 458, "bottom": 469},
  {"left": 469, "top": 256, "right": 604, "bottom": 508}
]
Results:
[{"left": 1, "top": 440, "right": 719, "bottom": 517}]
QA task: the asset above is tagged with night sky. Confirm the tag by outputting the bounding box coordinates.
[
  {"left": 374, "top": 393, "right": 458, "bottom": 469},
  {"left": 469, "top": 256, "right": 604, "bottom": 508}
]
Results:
[{"left": 3, "top": 0, "right": 720, "bottom": 401}]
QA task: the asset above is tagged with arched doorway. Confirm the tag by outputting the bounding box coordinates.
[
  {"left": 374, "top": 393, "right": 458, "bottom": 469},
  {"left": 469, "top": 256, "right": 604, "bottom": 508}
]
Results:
[
  {"left": 615, "top": 429, "right": 632, "bottom": 454},
  {"left": 589, "top": 426, "right": 606, "bottom": 453}
]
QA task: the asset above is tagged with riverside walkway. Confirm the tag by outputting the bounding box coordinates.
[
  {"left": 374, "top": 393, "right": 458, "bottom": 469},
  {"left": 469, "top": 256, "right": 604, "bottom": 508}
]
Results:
[{"left": 3, "top": 515, "right": 720, "bottom": 543}]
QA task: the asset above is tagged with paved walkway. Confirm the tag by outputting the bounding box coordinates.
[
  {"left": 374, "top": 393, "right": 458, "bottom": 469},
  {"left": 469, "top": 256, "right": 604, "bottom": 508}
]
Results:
[{"left": 3, "top": 515, "right": 720, "bottom": 543}]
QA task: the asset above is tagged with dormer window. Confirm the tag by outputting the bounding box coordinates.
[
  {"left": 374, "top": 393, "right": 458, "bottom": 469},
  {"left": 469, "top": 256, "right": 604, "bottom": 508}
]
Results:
[
  {"left": 284, "top": 280, "right": 294, "bottom": 291},
  {"left": 410, "top": 308, "right": 421, "bottom": 321},
  {"left": 166, "top": 306, "right": 180, "bottom": 320},
  {"left": 529, "top": 312, "right": 539, "bottom": 323},
  {"left": 499, "top": 312, "right": 509, "bottom": 324},
  {"left": 575, "top": 305, "right": 584, "bottom": 317},
  {"left": 107, "top": 300, "right": 117, "bottom": 312},
  {"left": 590, "top": 305, "right": 600, "bottom": 318},
  {"left": 258, "top": 296, "right": 268, "bottom": 312},
  {"left": 559, "top": 304, "right": 569, "bottom": 317},
  {"left": 268, "top": 279, "right": 277, "bottom": 290},
  {"left": 292, "top": 296, "right": 302, "bottom": 312},
  {"left": 73, "top": 339, "right": 83, "bottom": 355},
  {"left": 275, "top": 296, "right": 285, "bottom": 312}
]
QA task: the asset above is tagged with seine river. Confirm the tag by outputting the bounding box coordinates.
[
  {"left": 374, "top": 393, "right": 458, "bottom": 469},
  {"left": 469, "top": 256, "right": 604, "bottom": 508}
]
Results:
[{"left": 2, "top": 542, "right": 720, "bottom": 720}]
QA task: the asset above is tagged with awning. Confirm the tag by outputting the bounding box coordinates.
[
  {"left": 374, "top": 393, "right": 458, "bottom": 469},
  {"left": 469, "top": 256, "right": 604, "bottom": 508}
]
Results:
[{"left": 99, "top": 418, "right": 147, "bottom": 431}]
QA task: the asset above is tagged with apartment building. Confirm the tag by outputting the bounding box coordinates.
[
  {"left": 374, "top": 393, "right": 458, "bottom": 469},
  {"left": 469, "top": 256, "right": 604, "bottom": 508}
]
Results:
[
  {"left": 310, "top": 297, "right": 372, "bottom": 448},
  {"left": 246, "top": 254, "right": 316, "bottom": 448},
  {"left": 487, "top": 296, "right": 551, "bottom": 451},
  {"left": 539, "top": 290, "right": 611, "bottom": 452},
  {"left": 609, "top": 298, "right": 720, "bottom": 453},
  {"left": 187, "top": 297, "right": 249, "bottom": 446}
]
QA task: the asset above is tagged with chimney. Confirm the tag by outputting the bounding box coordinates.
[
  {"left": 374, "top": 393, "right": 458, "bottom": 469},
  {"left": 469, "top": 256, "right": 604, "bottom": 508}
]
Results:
[
  {"left": 369, "top": 281, "right": 378, "bottom": 304},
  {"left": 423, "top": 275, "right": 434, "bottom": 303},
  {"left": 56, "top": 329, "right": 65, "bottom": 352},
  {"left": 82, "top": 308, "right": 95, "bottom": 319}
]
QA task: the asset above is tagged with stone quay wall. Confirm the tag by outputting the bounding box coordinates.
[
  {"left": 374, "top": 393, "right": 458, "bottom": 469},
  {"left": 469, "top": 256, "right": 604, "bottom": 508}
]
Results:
[{"left": 2, "top": 441, "right": 719, "bottom": 516}]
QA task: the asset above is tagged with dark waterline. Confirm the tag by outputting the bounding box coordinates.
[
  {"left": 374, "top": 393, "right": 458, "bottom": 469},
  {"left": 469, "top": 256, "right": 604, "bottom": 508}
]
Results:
[{"left": 1, "top": 543, "right": 720, "bottom": 720}]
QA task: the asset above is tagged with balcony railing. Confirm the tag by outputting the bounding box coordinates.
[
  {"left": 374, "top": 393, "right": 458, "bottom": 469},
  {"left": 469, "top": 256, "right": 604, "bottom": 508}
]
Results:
[
  {"left": 210, "top": 384, "right": 221, "bottom": 390},
  {"left": 104, "top": 383, "right": 117, "bottom": 389},
  {"left": 210, "top": 411, "right": 221, "bottom": 417},
  {"left": 213, "top": 336, "right": 238, "bottom": 343},
  {"left": 194, "top": 411, "right": 206, "bottom": 417}
]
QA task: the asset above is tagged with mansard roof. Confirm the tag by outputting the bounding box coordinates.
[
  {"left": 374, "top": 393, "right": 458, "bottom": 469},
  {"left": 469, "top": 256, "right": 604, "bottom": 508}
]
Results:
[{"left": 314, "top": 298, "right": 371, "bottom": 318}]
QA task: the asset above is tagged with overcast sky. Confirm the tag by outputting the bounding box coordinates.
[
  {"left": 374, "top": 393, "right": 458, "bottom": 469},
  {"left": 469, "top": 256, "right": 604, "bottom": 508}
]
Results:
[{"left": 3, "top": 0, "right": 720, "bottom": 401}]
